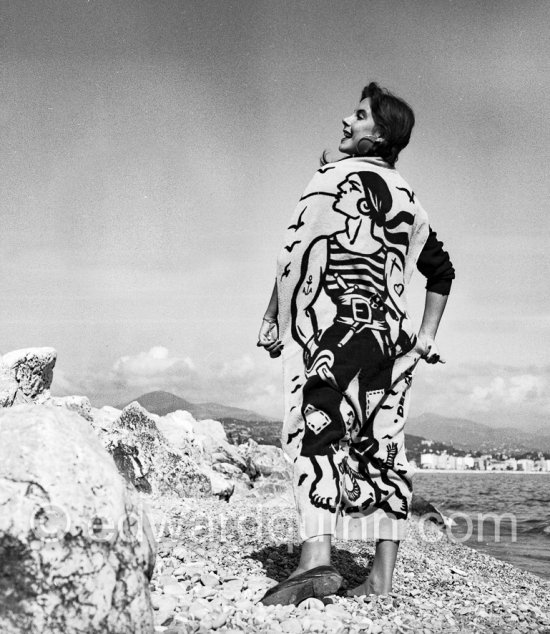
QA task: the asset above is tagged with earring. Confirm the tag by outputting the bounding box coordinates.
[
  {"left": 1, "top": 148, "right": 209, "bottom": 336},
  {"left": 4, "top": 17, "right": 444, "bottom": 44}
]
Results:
[{"left": 356, "top": 135, "right": 381, "bottom": 154}]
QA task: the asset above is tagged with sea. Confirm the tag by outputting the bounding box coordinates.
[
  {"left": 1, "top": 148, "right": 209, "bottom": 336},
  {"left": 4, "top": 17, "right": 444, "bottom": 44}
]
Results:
[{"left": 412, "top": 471, "right": 550, "bottom": 581}]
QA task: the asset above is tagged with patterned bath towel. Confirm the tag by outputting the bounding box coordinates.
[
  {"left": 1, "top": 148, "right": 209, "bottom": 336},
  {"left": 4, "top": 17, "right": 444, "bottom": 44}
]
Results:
[{"left": 276, "top": 156, "right": 430, "bottom": 541}]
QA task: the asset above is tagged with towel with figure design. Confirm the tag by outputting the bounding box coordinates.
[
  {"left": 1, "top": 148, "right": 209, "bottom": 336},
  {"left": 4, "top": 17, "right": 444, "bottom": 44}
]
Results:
[{"left": 276, "top": 155, "right": 430, "bottom": 541}]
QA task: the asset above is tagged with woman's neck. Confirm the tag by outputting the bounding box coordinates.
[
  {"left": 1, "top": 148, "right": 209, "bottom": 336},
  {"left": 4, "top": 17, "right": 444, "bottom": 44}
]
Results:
[{"left": 342, "top": 217, "right": 382, "bottom": 253}]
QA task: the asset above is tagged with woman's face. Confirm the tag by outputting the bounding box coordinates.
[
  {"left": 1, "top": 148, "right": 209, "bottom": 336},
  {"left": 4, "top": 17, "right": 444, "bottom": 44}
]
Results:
[
  {"left": 339, "top": 97, "right": 378, "bottom": 156},
  {"left": 333, "top": 173, "right": 365, "bottom": 218}
]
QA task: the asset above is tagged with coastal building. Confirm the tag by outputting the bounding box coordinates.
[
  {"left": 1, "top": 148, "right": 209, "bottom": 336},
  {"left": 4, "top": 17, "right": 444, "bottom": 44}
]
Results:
[
  {"left": 420, "top": 453, "right": 438, "bottom": 469},
  {"left": 517, "top": 459, "right": 535, "bottom": 471},
  {"left": 456, "top": 455, "right": 475, "bottom": 470},
  {"left": 474, "top": 456, "right": 489, "bottom": 470},
  {"left": 504, "top": 457, "right": 518, "bottom": 470}
]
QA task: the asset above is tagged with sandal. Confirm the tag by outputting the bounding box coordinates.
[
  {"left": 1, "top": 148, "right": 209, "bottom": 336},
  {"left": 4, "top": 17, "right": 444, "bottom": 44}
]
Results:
[{"left": 259, "top": 565, "right": 343, "bottom": 606}]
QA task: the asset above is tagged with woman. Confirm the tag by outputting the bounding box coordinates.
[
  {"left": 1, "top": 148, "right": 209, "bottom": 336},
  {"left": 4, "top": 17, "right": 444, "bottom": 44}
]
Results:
[{"left": 258, "top": 82, "right": 454, "bottom": 606}]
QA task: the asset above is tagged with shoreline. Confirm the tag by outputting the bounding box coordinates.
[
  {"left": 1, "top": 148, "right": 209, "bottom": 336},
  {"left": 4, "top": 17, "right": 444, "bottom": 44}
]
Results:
[
  {"left": 413, "top": 468, "right": 550, "bottom": 474},
  {"left": 148, "top": 494, "right": 550, "bottom": 633}
]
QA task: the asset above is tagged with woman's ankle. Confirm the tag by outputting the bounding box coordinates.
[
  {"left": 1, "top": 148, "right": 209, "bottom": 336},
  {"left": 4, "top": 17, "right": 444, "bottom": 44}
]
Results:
[{"left": 365, "top": 571, "right": 393, "bottom": 595}]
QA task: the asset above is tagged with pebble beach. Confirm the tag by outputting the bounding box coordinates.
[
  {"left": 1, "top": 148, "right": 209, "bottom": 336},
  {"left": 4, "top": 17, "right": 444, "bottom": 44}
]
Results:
[{"left": 146, "top": 494, "right": 550, "bottom": 634}]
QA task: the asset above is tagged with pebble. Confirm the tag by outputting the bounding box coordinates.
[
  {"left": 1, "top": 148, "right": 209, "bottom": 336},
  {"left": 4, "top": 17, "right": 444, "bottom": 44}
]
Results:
[
  {"left": 200, "top": 572, "right": 220, "bottom": 587},
  {"left": 298, "top": 597, "right": 325, "bottom": 610},
  {"left": 325, "top": 603, "right": 351, "bottom": 619},
  {"left": 148, "top": 493, "right": 550, "bottom": 634},
  {"left": 193, "top": 585, "right": 217, "bottom": 598},
  {"left": 153, "top": 595, "right": 178, "bottom": 626},
  {"left": 188, "top": 602, "right": 210, "bottom": 620},
  {"left": 180, "top": 563, "right": 206, "bottom": 578},
  {"left": 281, "top": 619, "right": 303, "bottom": 633},
  {"left": 163, "top": 582, "right": 187, "bottom": 597},
  {"left": 221, "top": 578, "right": 244, "bottom": 592}
]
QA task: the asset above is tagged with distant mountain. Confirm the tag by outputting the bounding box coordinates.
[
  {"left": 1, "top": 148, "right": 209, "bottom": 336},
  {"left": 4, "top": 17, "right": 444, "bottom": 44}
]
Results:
[
  {"left": 407, "top": 413, "right": 550, "bottom": 454},
  {"left": 114, "top": 392, "right": 550, "bottom": 454},
  {"left": 116, "top": 390, "right": 274, "bottom": 422}
]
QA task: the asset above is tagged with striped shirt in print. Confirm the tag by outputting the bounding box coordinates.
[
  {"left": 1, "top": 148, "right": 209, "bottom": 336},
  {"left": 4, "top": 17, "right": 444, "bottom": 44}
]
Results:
[{"left": 324, "top": 235, "right": 387, "bottom": 300}]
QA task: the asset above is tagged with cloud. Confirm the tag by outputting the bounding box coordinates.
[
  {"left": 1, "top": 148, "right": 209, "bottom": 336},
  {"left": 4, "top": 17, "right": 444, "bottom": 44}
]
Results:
[
  {"left": 111, "top": 346, "right": 196, "bottom": 385},
  {"left": 52, "top": 346, "right": 283, "bottom": 418},
  {"left": 219, "top": 354, "right": 255, "bottom": 379},
  {"left": 470, "top": 374, "right": 545, "bottom": 409},
  {"left": 53, "top": 345, "right": 549, "bottom": 429},
  {"left": 410, "top": 362, "right": 550, "bottom": 429}
]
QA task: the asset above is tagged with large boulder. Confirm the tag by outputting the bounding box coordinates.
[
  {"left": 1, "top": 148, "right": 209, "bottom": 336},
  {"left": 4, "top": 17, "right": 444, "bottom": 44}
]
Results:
[
  {"left": 238, "top": 439, "right": 292, "bottom": 480},
  {"left": 191, "top": 417, "right": 248, "bottom": 472},
  {"left": 100, "top": 402, "right": 211, "bottom": 498},
  {"left": 155, "top": 410, "right": 199, "bottom": 459},
  {"left": 0, "top": 404, "right": 155, "bottom": 633},
  {"left": 0, "top": 347, "right": 56, "bottom": 407}
]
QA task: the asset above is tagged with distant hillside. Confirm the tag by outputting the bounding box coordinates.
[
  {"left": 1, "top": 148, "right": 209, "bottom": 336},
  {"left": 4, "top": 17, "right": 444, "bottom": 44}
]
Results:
[
  {"left": 219, "top": 417, "right": 283, "bottom": 447},
  {"left": 217, "top": 421, "right": 465, "bottom": 459},
  {"left": 114, "top": 392, "right": 550, "bottom": 455},
  {"left": 407, "top": 413, "right": 550, "bottom": 454},
  {"left": 117, "top": 390, "right": 273, "bottom": 422}
]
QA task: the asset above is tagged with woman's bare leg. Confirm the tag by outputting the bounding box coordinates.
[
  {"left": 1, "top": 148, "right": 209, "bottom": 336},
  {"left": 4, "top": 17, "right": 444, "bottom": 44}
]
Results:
[
  {"left": 288, "top": 534, "right": 332, "bottom": 578},
  {"left": 347, "top": 539, "right": 400, "bottom": 595}
]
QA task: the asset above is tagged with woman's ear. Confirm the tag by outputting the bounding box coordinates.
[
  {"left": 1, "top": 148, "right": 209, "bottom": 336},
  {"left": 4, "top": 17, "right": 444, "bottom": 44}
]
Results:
[{"left": 358, "top": 199, "right": 370, "bottom": 215}]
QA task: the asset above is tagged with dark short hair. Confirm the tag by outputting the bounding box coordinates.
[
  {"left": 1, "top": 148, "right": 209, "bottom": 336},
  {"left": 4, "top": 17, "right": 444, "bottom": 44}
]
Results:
[{"left": 361, "top": 82, "right": 415, "bottom": 167}]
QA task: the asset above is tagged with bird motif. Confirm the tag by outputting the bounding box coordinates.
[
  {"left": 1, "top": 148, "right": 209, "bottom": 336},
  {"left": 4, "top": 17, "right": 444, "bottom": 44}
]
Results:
[
  {"left": 287, "top": 427, "right": 304, "bottom": 444},
  {"left": 281, "top": 262, "right": 291, "bottom": 280},
  {"left": 396, "top": 186, "right": 415, "bottom": 203},
  {"left": 287, "top": 207, "right": 307, "bottom": 231},
  {"left": 284, "top": 239, "right": 302, "bottom": 253}
]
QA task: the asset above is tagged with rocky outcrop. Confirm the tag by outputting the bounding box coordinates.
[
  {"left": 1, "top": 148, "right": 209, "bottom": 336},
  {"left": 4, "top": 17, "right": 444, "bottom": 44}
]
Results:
[
  {"left": 0, "top": 405, "right": 155, "bottom": 633},
  {"left": 99, "top": 402, "right": 212, "bottom": 498},
  {"left": 238, "top": 438, "right": 292, "bottom": 480},
  {"left": 0, "top": 347, "right": 56, "bottom": 407},
  {"left": 51, "top": 395, "right": 94, "bottom": 422}
]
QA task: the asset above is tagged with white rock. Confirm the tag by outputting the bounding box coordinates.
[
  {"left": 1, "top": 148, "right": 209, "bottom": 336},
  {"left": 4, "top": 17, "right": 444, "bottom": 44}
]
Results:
[
  {"left": 163, "top": 582, "right": 188, "bottom": 597},
  {"left": 192, "top": 418, "right": 227, "bottom": 443},
  {"left": 189, "top": 602, "right": 210, "bottom": 620},
  {"left": 298, "top": 598, "right": 325, "bottom": 611},
  {"left": 209, "top": 611, "right": 228, "bottom": 629},
  {"left": 206, "top": 467, "right": 235, "bottom": 500},
  {"left": 91, "top": 406, "right": 123, "bottom": 430},
  {"left": 0, "top": 404, "right": 155, "bottom": 632},
  {"left": 200, "top": 572, "right": 220, "bottom": 587},
  {"left": 50, "top": 395, "right": 93, "bottom": 421},
  {"left": 153, "top": 595, "right": 178, "bottom": 626},
  {"left": 1, "top": 347, "right": 57, "bottom": 405},
  {"left": 325, "top": 603, "right": 351, "bottom": 618},
  {"left": 281, "top": 620, "right": 303, "bottom": 633},
  {"left": 156, "top": 410, "right": 196, "bottom": 449}
]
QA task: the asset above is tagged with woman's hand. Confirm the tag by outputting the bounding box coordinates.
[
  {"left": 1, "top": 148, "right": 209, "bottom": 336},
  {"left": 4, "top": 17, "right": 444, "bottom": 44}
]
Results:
[
  {"left": 257, "top": 318, "right": 283, "bottom": 358},
  {"left": 414, "top": 332, "right": 445, "bottom": 364}
]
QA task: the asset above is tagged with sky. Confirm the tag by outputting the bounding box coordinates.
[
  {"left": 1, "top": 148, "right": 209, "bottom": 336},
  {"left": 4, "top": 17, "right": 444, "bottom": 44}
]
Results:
[{"left": 1, "top": 0, "right": 549, "bottom": 430}]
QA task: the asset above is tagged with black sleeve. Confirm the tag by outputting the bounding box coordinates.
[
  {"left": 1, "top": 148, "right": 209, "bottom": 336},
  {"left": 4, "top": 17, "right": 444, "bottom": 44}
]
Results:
[{"left": 416, "top": 227, "right": 455, "bottom": 295}]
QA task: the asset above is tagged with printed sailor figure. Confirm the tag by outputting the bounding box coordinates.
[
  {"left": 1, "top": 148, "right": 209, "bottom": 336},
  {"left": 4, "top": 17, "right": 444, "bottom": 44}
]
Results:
[
  {"left": 257, "top": 83, "right": 455, "bottom": 606},
  {"left": 290, "top": 169, "right": 418, "bottom": 520}
]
